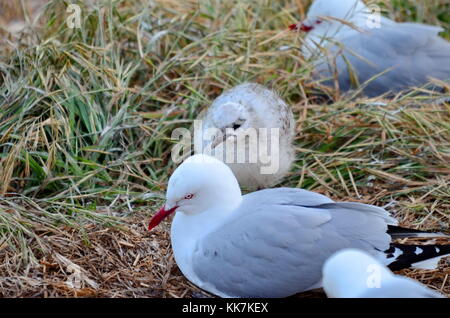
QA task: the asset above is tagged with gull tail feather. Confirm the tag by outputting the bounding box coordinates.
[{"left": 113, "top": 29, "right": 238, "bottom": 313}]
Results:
[
  {"left": 385, "top": 243, "right": 450, "bottom": 271},
  {"left": 387, "top": 225, "right": 450, "bottom": 239}
]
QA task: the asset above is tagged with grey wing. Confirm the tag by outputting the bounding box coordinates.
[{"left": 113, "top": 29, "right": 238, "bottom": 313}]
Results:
[
  {"left": 315, "top": 23, "right": 450, "bottom": 96},
  {"left": 317, "top": 202, "right": 396, "bottom": 250},
  {"left": 192, "top": 206, "right": 343, "bottom": 297},
  {"left": 244, "top": 189, "right": 396, "bottom": 225},
  {"left": 242, "top": 187, "right": 335, "bottom": 206},
  {"left": 396, "top": 22, "right": 443, "bottom": 36},
  {"left": 192, "top": 194, "right": 393, "bottom": 297}
]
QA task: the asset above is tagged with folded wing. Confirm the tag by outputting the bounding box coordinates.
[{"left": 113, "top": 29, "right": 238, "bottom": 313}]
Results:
[
  {"left": 314, "top": 22, "right": 450, "bottom": 96},
  {"left": 192, "top": 188, "right": 393, "bottom": 297}
]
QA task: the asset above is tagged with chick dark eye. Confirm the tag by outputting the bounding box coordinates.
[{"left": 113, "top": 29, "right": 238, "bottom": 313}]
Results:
[
  {"left": 232, "top": 118, "right": 245, "bottom": 130},
  {"left": 184, "top": 194, "right": 194, "bottom": 200}
]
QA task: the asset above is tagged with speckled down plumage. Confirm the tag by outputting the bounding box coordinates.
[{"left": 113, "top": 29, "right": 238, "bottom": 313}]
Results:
[{"left": 194, "top": 83, "right": 295, "bottom": 189}]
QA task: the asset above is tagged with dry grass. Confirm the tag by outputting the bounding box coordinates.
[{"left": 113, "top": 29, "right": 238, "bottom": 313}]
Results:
[
  {"left": 0, "top": 0, "right": 449, "bottom": 298},
  {"left": 0, "top": 210, "right": 200, "bottom": 298}
]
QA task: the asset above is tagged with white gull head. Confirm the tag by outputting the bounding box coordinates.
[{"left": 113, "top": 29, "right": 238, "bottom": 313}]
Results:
[
  {"left": 148, "top": 154, "right": 243, "bottom": 294},
  {"left": 149, "top": 154, "right": 242, "bottom": 230},
  {"left": 291, "top": 0, "right": 373, "bottom": 58},
  {"left": 300, "top": 0, "right": 369, "bottom": 35}
]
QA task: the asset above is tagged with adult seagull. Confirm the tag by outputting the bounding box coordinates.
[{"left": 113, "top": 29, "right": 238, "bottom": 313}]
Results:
[
  {"left": 290, "top": 0, "right": 450, "bottom": 97},
  {"left": 148, "top": 154, "right": 450, "bottom": 298},
  {"left": 323, "top": 249, "right": 445, "bottom": 298}
]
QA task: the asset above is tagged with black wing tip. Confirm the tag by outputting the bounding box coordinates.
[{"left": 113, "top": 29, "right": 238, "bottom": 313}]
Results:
[{"left": 386, "top": 243, "right": 450, "bottom": 271}]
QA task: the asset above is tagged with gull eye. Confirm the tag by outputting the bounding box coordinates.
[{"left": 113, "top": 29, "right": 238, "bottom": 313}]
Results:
[
  {"left": 232, "top": 118, "right": 245, "bottom": 130},
  {"left": 316, "top": 20, "right": 322, "bottom": 24},
  {"left": 184, "top": 194, "right": 194, "bottom": 200}
]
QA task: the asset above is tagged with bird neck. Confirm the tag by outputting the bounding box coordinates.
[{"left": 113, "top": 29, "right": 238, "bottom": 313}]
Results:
[
  {"left": 302, "top": 26, "right": 356, "bottom": 59},
  {"left": 170, "top": 199, "right": 242, "bottom": 283},
  {"left": 172, "top": 196, "right": 242, "bottom": 246},
  {"left": 302, "top": 8, "right": 382, "bottom": 59}
]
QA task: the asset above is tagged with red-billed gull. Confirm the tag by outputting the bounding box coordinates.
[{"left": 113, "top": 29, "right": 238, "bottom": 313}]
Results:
[
  {"left": 290, "top": 0, "right": 450, "bottom": 97},
  {"left": 148, "top": 154, "right": 450, "bottom": 298}
]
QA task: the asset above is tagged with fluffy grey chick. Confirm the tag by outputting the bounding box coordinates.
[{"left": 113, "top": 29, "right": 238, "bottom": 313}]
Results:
[{"left": 194, "top": 83, "right": 295, "bottom": 190}]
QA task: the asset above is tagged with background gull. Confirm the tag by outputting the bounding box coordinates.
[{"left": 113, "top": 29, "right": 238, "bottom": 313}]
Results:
[
  {"left": 1, "top": 0, "right": 449, "bottom": 298},
  {"left": 148, "top": 154, "right": 450, "bottom": 298},
  {"left": 323, "top": 249, "right": 446, "bottom": 298},
  {"left": 194, "top": 83, "right": 295, "bottom": 190},
  {"left": 290, "top": 0, "right": 450, "bottom": 97}
]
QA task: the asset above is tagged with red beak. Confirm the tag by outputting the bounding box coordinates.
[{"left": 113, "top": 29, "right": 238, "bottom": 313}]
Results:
[
  {"left": 148, "top": 205, "right": 178, "bottom": 231},
  {"left": 289, "top": 22, "right": 313, "bottom": 32},
  {"left": 289, "top": 23, "right": 299, "bottom": 30}
]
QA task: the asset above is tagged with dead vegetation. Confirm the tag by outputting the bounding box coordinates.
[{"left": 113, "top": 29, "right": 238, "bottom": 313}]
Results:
[{"left": 0, "top": 0, "right": 449, "bottom": 297}]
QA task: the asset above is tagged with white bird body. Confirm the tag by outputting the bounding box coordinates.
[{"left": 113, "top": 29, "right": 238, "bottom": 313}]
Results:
[
  {"left": 194, "top": 83, "right": 295, "bottom": 190},
  {"left": 148, "top": 154, "right": 450, "bottom": 298},
  {"left": 323, "top": 249, "right": 445, "bottom": 298},
  {"left": 295, "top": 0, "right": 450, "bottom": 97}
]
